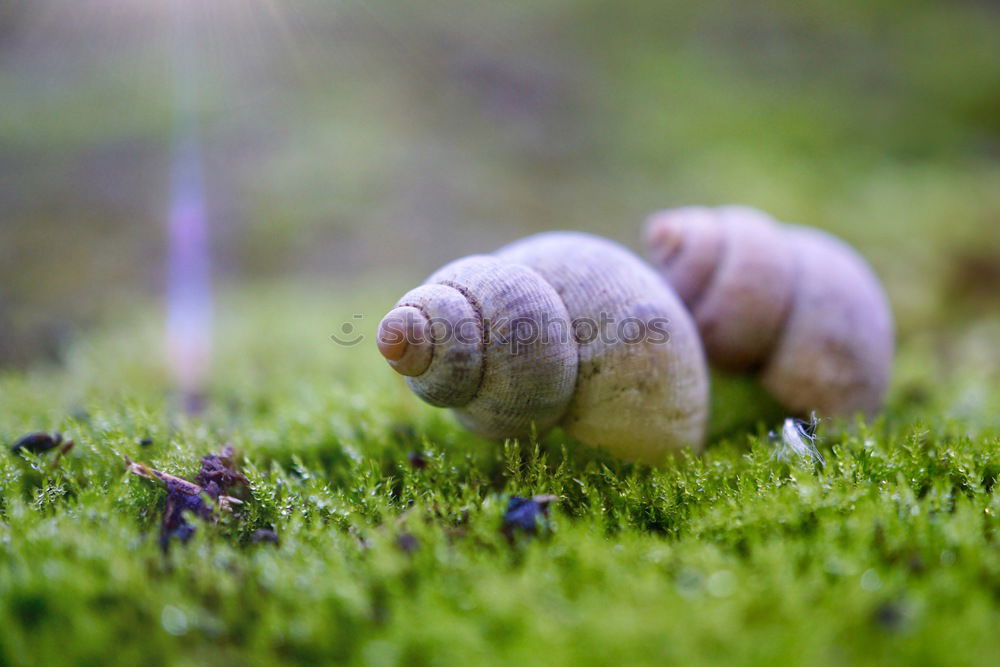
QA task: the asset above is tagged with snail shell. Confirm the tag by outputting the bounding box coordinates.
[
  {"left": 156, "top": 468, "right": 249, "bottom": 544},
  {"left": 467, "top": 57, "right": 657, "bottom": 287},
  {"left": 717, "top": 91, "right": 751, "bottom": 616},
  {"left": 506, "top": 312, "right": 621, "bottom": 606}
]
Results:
[
  {"left": 377, "top": 232, "right": 710, "bottom": 464},
  {"left": 645, "top": 205, "right": 894, "bottom": 418}
]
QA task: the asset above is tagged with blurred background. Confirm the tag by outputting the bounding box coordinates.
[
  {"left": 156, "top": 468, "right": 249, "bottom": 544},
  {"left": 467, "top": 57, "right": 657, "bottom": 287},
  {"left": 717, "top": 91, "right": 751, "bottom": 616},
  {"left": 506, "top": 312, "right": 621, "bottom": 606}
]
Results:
[{"left": 1, "top": 0, "right": 998, "bottom": 368}]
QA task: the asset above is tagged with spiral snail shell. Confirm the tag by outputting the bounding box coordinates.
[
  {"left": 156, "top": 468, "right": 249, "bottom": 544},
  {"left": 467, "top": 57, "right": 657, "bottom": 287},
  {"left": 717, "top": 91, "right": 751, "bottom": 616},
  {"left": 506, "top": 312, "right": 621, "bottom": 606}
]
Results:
[
  {"left": 377, "top": 232, "right": 710, "bottom": 464},
  {"left": 644, "top": 205, "right": 894, "bottom": 419}
]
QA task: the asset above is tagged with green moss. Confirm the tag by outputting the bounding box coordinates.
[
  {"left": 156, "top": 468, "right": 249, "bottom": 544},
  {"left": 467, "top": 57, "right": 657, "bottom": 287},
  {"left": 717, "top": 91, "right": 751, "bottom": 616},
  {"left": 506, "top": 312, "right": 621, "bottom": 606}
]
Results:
[{"left": 0, "top": 289, "right": 997, "bottom": 666}]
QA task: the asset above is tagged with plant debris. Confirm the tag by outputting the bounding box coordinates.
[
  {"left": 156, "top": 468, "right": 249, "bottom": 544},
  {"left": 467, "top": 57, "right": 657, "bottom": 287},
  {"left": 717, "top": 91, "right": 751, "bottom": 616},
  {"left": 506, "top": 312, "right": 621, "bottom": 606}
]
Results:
[
  {"left": 10, "top": 431, "right": 70, "bottom": 455},
  {"left": 195, "top": 445, "right": 250, "bottom": 499},
  {"left": 251, "top": 528, "right": 280, "bottom": 546},
  {"left": 502, "top": 494, "right": 558, "bottom": 541},
  {"left": 125, "top": 444, "right": 248, "bottom": 551},
  {"left": 769, "top": 414, "right": 825, "bottom": 466},
  {"left": 407, "top": 451, "right": 429, "bottom": 470},
  {"left": 396, "top": 532, "right": 420, "bottom": 554},
  {"left": 873, "top": 601, "right": 907, "bottom": 632},
  {"left": 10, "top": 431, "right": 75, "bottom": 468}
]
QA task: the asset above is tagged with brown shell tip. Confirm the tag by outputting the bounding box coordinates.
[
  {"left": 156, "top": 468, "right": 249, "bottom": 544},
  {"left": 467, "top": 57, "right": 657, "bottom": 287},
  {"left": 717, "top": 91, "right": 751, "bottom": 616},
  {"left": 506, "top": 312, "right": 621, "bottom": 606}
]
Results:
[
  {"left": 645, "top": 212, "right": 686, "bottom": 264},
  {"left": 377, "top": 307, "right": 433, "bottom": 377}
]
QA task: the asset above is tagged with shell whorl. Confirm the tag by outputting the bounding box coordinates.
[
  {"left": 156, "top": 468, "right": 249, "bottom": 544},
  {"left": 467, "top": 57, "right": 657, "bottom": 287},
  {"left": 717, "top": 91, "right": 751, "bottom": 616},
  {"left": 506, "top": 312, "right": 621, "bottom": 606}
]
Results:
[
  {"left": 645, "top": 206, "right": 894, "bottom": 418},
  {"left": 381, "top": 283, "right": 482, "bottom": 406},
  {"left": 645, "top": 206, "right": 795, "bottom": 370},
  {"left": 760, "top": 226, "right": 894, "bottom": 417},
  {"left": 378, "top": 232, "right": 710, "bottom": 463},
  {"left": 496, "top": 232, "right": 709, "bottom": 462},
  {"left": 381, "top": 255, "right": 578, "bottom": 440}
]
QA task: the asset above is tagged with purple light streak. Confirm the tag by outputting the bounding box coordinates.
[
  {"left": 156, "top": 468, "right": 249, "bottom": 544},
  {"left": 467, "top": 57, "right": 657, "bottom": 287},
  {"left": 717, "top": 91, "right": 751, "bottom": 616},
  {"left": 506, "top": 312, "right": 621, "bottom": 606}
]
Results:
[
  {"left": 166, "top": 130, "right": 211, "bottom": 410},
  {"left": 165, "top": 0, "right": 211, "bottom": 412}
]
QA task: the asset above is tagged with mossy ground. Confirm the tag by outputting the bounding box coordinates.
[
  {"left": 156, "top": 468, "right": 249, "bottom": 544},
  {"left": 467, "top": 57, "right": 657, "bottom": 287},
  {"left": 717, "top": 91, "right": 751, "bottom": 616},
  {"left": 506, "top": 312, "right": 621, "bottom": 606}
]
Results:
[{"left": 1, "top": 289, "right": 997, "bottom": 666}]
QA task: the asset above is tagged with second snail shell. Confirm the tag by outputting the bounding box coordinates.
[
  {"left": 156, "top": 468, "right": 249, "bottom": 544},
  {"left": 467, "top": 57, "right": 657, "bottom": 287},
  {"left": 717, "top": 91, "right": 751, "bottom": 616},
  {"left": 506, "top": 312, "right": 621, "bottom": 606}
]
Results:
[
  {"left": 645, "top": 205, "right": 894, "bottom": 419},
  {"left": 377, "top": 232, "right": 710, "bottom": 464}
]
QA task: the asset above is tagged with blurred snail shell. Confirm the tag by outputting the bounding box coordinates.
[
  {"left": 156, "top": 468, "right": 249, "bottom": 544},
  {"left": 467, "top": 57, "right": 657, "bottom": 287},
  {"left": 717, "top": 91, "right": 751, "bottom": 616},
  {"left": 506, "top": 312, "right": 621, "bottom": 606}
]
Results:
[
  {"left": 644, "top": 205, "right": 894, "bottom": 418},
  {"left": 377, "top": 232, "right": 710, "bottom": 464}
]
